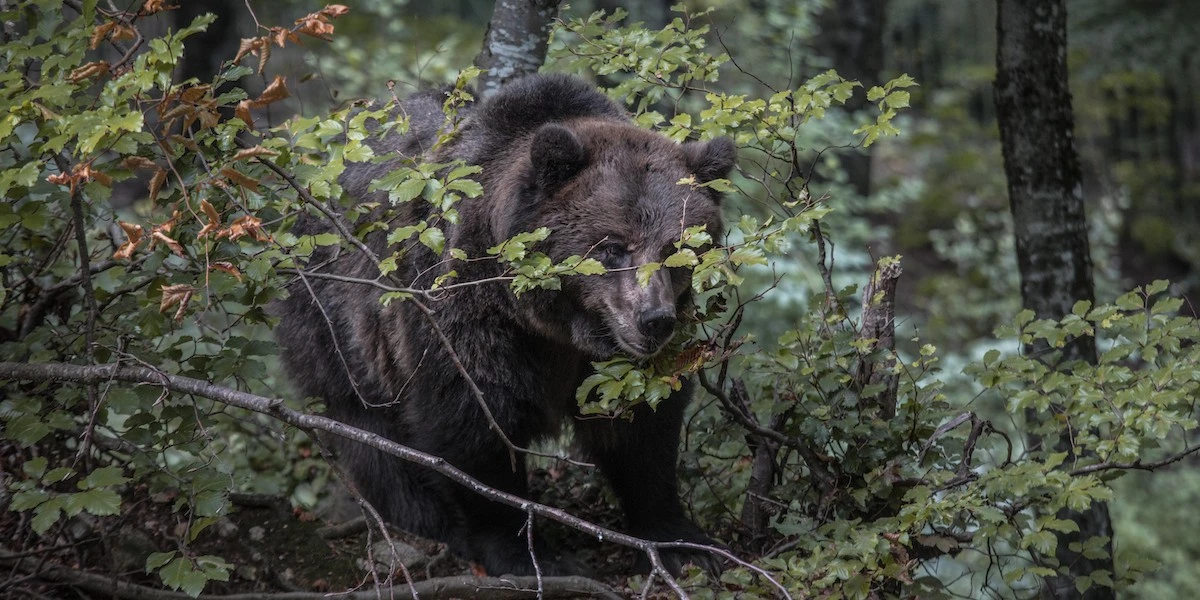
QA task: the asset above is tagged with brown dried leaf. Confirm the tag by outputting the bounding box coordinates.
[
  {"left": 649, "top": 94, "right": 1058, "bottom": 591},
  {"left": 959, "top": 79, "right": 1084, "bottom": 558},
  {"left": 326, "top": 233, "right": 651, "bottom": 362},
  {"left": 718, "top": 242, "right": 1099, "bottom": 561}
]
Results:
[
  {"left": 231, "top": 146, "right": 280, "bottom": 162},
  {"left": 235, "top": 100, "right": 254, "bottom": 129},
  {"left": 158, "top": 102, "right": 194, "bottom": 126},
  {"left": 167, "top": 134, "right": 200, "bottom": 153},
  {"left": 151, "top": 231, "right": 184, "bottom": 256},
  {"left": 141, "top": 0, "right": 176, "bottom": 14},
  {"left": 148, "top": 168, "right": 167, "bottom": 203},
  {"left": 198, "top": 199, "right": 221, "bottom": 238},
  {"left": 221, "top": 167, "right": 260, "bottom": 192},
  {"left": 210, "top": 261, "right": 243, "bottom": 281},
  {"left": 121, "top": 156, "right": 157, "bottom": 171},
  {"left": 196, "top": 109, "right": 220, "bottom": 130},
  {"left": 113, "top": 221, "right": 145, "bottom": 260},
  {"left": 154, "top": 210, "right": 180, "bottom": 235},
  {"left": 234, "top": 37, "right": 266, "bottom": 66},
  {"left": 159, "top": 284, "right": 195, "bottom": 322},
  {"left": 257, "top": 43, "right": 271, "bottom": 76},
  {"left": 320, "top": 5, "right": 350, "bottom": 18},
  {"left": 109, "top": 23, "right": 137, "bottom": 44},
  {"left": 78, "top": 164, "right": 112, "bottom": 187},
  {"left": 178, "top": 85, "right": 210, "bottom": 104},
  {"left": 219, "top": 214, "right": 270, "bottom": 243},
  {"left": 90, "top": 22, "right": 116, "bottom": 50},
  {"left": 69, "top": 61, "right": 110, "bottom": 82},
  {"left": 294, "top": 16, "right": 334, "bottom": 41},
  {"left": 269, "top": 26, "right": 301, "bottom": 48},
  {"left": 88, "top": 21, "right": 136, "bottom": 49},
  {"left": 252, "top": 75, "right": 289, "bottom": 107}
]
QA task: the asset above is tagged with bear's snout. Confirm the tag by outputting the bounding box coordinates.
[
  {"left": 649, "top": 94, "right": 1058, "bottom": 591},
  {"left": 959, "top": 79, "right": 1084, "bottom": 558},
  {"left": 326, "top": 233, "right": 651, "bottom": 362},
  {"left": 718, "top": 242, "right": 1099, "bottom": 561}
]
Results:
[{"left": 637, "top": 306, "right": 676, "bottom": 344}]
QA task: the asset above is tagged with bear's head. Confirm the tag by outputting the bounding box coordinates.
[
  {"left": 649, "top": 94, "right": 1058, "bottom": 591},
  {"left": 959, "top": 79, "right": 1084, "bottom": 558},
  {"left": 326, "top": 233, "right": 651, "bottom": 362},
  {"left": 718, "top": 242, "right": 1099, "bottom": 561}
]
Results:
[{"left": 498, "top": 119, "right": 735, "bottom": 360}]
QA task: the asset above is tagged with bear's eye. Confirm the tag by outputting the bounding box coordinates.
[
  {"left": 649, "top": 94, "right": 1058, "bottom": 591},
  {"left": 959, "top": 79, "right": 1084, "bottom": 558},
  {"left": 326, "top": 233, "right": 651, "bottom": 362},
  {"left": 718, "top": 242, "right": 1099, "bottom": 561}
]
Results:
[{"left": 597, "top": 243, "right": 631, "bottom": 269}]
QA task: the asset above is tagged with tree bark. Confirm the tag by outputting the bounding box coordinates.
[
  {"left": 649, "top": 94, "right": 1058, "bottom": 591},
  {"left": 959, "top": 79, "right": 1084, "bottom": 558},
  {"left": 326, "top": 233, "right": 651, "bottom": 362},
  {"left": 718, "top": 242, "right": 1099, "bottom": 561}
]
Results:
[
  {"left": 473, "top": 0, "right": 563, "bottom": 98},
  {"left": 994, "top": 2, "right": 1113, "bottom": 599}
]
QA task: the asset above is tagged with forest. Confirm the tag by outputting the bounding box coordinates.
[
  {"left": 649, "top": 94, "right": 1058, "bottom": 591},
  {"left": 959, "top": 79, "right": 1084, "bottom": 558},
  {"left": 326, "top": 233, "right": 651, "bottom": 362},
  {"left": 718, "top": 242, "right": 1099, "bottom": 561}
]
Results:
[{"left": 2, "top": 0, "right": 1200, "bottom": 598}]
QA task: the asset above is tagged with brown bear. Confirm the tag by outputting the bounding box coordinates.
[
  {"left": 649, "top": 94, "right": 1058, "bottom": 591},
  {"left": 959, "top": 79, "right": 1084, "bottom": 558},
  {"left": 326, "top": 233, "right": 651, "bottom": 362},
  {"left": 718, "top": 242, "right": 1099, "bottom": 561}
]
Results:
[{"left": 275, "top": 74, "right": 735, "bottom": 576}]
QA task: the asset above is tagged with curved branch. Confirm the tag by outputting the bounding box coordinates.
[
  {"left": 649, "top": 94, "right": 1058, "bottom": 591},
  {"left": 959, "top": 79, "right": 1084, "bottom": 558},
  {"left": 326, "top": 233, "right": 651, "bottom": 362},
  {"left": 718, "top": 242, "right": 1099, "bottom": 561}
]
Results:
[{"left": 0, "top": 360, "right": 761, "bottom": 596}]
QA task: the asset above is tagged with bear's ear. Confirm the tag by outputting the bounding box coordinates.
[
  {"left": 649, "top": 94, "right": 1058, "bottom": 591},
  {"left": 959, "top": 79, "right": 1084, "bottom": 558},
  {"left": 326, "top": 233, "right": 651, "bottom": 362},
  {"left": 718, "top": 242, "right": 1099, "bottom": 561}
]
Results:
[
  {"left": 682, "top": 137, "right": 736, "bottom": 184},
  {"left": 530, "top": 123, "right": 588, "bottom": 190}
]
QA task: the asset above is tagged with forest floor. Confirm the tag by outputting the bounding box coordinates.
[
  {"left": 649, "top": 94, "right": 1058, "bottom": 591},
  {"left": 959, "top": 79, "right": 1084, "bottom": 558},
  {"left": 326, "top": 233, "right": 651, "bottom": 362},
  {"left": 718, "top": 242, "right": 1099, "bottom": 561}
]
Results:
[{"left": 0, "top": 463, "right": 667, "bottom": 599}]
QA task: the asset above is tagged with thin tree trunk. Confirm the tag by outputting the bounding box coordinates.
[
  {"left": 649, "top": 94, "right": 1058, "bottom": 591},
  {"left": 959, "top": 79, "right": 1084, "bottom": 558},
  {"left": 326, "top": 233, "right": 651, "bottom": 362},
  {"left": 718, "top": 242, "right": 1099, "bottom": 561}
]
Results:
[
  {"left": 994, "top": 2, "right": 1113, "bottom": 599},
  {"left": 473, "top": 0, "right": 563, "bottom": 98}
]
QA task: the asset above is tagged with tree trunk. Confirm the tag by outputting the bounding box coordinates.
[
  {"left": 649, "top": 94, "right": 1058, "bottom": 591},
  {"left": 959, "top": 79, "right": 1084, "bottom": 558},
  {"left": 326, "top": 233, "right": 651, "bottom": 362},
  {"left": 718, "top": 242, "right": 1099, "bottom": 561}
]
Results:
[
  {"left": 473, "top": 0, "right": 563, "bottom": 98},
  {"left": 814, "top": 0, "right": 889, "bottom": 198},
  {"left": 994, "top": 2, "right": 1113, "bottom": 599}
]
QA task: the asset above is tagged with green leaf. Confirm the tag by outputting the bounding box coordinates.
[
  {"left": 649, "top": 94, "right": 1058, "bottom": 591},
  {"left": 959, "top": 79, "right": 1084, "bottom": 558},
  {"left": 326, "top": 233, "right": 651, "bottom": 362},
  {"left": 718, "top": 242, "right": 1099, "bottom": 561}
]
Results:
[
  {"left": 31, "top": 497, "right": 65, "bottom": 534},
  {"left": 729, "top": 246, "right": 767, "bottom": 266},
  {"left": 8, "top": 414, "right": 50, "bottom": 447},
  {"left": 160, "top": 557, "right": 209, "bottom": 598},
  {"left": 636, "top": 262, "right": 662, "bottom": 287},
  {"left": 446, "top": 178, "right": 483, "bottom": 198},
  {"left": 573, "top": 258, "right": 607, "bottom": 275},
  {"left": 419, "top": 227, "right": 445, "bottom": 254},
  {"left": 1145, "top": 279, "right": 1169, "bottom": 295},
  {"left": 81, "top": 466, "right": 128, "bottom": 489},
  {"left": 884, "top": 90, "right": 910, "bottom": 109},
  {"left": 664, "top": 248, "right": 697, "bottom": 268},
  {"left": 146, "top": 551, "right": 177, "bottom": 572},
  {"left": 389, "top": 176, "right": 426, "bottom": 204},
  {"left": 10, "top": 489, "right": 50, "bottom": 512},
  {"left": 66, "top": 488, "right": 121, "bottom": 516},
  {"left": 23, "top": 457, "right": 48, "bottom": 479}
]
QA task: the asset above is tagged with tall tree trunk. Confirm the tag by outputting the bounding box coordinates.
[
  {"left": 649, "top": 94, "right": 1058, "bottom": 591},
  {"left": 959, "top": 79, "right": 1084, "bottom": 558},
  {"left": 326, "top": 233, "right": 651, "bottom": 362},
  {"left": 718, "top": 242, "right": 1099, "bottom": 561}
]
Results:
[
  {"left": 473, "top": 0, "right": 563, "bottom": 98},
  {"left": 994, "top": 2, "right": 1113, "bottom": 600},
  {"left": 814, "top": 0, "right": 889, "bottom": 198}
]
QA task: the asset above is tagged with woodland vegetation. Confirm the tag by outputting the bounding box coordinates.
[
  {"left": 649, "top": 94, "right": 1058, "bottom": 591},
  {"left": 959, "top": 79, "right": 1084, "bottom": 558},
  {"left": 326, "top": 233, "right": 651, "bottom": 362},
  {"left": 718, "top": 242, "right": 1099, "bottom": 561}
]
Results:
[{"left": 3, "top": 0, "right": 1200, "bottom": 598}]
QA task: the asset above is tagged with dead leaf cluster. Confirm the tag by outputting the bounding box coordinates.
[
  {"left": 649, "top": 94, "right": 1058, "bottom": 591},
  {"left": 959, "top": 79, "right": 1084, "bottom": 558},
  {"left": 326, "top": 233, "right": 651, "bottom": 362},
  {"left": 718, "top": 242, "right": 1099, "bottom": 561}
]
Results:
[
  {"left": 47, "top": 162, "right": 112, "bottom": 194},
  {"left": 159, "top": 85, "right": 221, "bottom": 133},
  {"left": 89, "top": 21, "right": 136, "bottom": 50}
]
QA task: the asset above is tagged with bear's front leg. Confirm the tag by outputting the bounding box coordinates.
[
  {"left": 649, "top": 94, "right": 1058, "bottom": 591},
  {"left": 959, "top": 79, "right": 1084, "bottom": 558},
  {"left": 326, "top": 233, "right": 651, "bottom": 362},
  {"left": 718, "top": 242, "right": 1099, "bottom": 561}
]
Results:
[
  {"left": 575, "top": 379, "right": 722, "bottom": 576},
  {"left": 406, "top": 373, "right": 581, "bottom": 577}
]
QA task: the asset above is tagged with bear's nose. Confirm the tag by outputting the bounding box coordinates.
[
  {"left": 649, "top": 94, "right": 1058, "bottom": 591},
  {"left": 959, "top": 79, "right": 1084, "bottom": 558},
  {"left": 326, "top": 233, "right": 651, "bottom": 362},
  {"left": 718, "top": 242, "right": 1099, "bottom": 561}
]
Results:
[{"left": 637, "top": 307, "right": 677, "bottom": 341}]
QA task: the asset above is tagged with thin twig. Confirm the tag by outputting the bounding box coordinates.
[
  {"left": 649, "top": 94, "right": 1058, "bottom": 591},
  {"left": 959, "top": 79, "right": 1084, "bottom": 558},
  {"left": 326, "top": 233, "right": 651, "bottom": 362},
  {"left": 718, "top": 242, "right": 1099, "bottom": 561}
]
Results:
[
  {"left": 310, "top": 435, "right": 418, "bottom": 599},
  {"left": 524, "top": 509, "right": 544, "bottom": 600}
]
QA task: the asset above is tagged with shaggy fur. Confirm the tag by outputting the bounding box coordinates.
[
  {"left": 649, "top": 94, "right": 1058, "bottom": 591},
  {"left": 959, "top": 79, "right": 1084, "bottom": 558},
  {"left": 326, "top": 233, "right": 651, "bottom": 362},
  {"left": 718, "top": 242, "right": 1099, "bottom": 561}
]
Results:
[{"left": 275, "top": 74, "right": 735, "bottom": 576}]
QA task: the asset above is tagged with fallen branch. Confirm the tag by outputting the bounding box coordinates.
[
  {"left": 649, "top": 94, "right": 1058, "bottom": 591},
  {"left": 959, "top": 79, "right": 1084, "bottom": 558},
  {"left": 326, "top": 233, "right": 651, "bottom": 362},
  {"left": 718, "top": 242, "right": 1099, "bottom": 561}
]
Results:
[{"left": 0, "top": 548, "right": 621, "bottom": 600}]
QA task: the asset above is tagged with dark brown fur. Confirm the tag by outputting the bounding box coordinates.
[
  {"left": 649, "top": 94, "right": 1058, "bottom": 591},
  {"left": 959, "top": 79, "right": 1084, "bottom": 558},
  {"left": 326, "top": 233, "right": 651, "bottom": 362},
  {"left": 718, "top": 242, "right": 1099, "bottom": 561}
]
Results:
[{"left": 275, "top": 74, "right": 735, "bottom": 575}]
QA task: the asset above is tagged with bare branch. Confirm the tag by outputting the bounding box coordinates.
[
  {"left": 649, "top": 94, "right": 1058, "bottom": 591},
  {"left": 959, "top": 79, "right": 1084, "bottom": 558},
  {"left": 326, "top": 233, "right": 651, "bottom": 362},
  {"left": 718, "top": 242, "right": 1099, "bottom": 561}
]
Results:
[
  {"left": 1069, "top": 445, "right": 1200, "bottom": 476},
  {"left": 0, "top": 361, "right": 740, "bottom": 589}
]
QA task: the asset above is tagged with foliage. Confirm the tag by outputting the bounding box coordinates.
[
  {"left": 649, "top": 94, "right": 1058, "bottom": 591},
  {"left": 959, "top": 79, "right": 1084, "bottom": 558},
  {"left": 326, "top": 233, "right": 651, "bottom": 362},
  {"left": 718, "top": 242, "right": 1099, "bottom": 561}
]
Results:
[{"left": 3, "top": 1, "right": 1200, "bottom": 599}]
